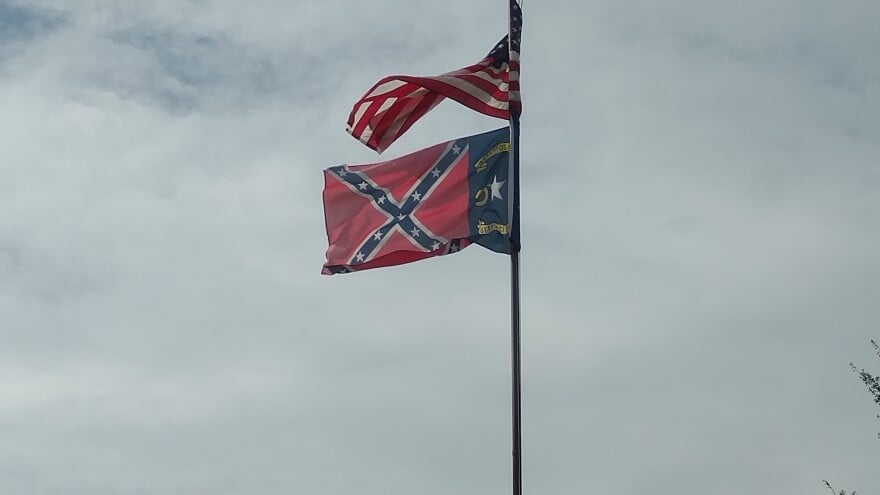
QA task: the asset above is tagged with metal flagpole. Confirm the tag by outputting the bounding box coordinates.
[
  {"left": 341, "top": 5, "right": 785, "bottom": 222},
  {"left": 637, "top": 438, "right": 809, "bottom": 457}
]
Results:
[
  {"left": 509, "top": 122, "right": 522, "bottom": 495},
  {"left": 508, "top": 2, "right": 522, "bottom": 495}
]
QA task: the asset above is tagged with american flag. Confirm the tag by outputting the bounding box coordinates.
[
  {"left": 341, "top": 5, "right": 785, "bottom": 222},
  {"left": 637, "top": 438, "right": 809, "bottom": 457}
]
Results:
[{"left": 346, "top": 0, "right": 522, "bottom": 154}]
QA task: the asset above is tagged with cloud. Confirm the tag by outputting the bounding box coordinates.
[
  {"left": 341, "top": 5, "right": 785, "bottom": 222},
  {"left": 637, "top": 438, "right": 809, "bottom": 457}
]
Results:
[
  {"left": 0, "top": 1, "right": 64, "bottom": 45},
  {"left": 1, "top": 1, "right": 879, "bottom": 494}
]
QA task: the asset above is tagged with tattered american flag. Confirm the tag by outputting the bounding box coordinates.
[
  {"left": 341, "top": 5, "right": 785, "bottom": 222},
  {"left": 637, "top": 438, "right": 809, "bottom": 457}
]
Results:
[{"left": 346, "top": 0, "right": 522, "bottom": 154}]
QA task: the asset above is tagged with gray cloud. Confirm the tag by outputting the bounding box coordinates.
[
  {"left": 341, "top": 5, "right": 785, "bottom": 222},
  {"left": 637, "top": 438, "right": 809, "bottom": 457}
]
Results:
[
  {"left": 0, "top": 1, "right": 64, "bottom": 45},
  {"left": 0, "top": 1, "right": 878, "bottom": 494}
]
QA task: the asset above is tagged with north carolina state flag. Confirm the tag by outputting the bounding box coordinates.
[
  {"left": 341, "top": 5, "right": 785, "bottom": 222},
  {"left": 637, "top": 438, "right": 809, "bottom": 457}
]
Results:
[{"left": 322, "top": 127, "right": 512, "bottom": 275}]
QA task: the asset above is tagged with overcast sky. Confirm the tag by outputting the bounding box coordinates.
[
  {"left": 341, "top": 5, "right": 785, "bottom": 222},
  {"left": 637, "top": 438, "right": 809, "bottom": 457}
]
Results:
[{"left": 1, "top": 0, "right": 879, "bottom": 493}]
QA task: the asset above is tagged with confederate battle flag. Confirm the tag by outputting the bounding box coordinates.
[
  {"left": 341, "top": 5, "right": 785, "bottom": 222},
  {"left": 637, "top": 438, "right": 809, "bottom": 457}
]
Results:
[{"left": 322, "top": 127, "right": 512, "bottom": 275}]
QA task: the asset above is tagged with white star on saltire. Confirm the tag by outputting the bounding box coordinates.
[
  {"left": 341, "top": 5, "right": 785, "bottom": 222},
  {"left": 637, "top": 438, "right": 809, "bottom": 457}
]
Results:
[
  {"left": 430, "top": 168, "right": 440, "bottom": 178},
  {"left": 373, "top": 231, "right": 383, "bottom": 241},
  {"left": 338, "top": 169, "right": 348, "bottom": 177},
  {"left": 410, "top": 227, "right": 421, "bottom": 238},
  {"left": 411, "top": 191, "right": 422, "bottom": 201},
  {"left": 377, "top": 195, "right": 386, "bottom": 204},
  {"left": 358, "top": 181, "right": 369, "bottom": 190},
  {"left": 452, "top": 144, "right": 461, "bottom": 154},
  {"left": 450, "top": 243, "right": 460, "bottom": 253},
  {"left": 355, "top": 252, "right": 365, "bottom": 262},
  {"left": 397, "top": 214, "right": 406, "bottom": 221},
  {"left": 489, "top": 175, "right": 505, "bottom": 201},
  {"left": 431, "top": 241, "right": 441, "bottom": 251}
]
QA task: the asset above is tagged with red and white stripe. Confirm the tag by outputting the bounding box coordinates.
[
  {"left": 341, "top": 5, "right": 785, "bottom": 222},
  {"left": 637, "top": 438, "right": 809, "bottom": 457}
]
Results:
[{"left": 347, "top": 52, "right": 521, "bottom": 154}]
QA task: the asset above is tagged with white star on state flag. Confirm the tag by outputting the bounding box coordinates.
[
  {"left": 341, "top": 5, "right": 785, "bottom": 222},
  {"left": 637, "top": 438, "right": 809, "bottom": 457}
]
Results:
[{"left": 489, "top": 175, "right": 505, "bottom": 201}]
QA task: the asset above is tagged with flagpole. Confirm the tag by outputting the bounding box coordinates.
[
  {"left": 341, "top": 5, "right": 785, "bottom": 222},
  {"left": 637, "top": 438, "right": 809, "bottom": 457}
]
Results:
[
  {"left": 508, "top": 2, "right": 522, "bottom": 494},
  {"left": 509, "top": 118, "right": 522, "bottom": 495}
]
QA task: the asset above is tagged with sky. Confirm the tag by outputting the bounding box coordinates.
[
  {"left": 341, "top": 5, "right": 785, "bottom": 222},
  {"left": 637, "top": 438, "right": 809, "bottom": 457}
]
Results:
[{"left": 1, "top": 0, "right": 879, "bottom": 493}]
